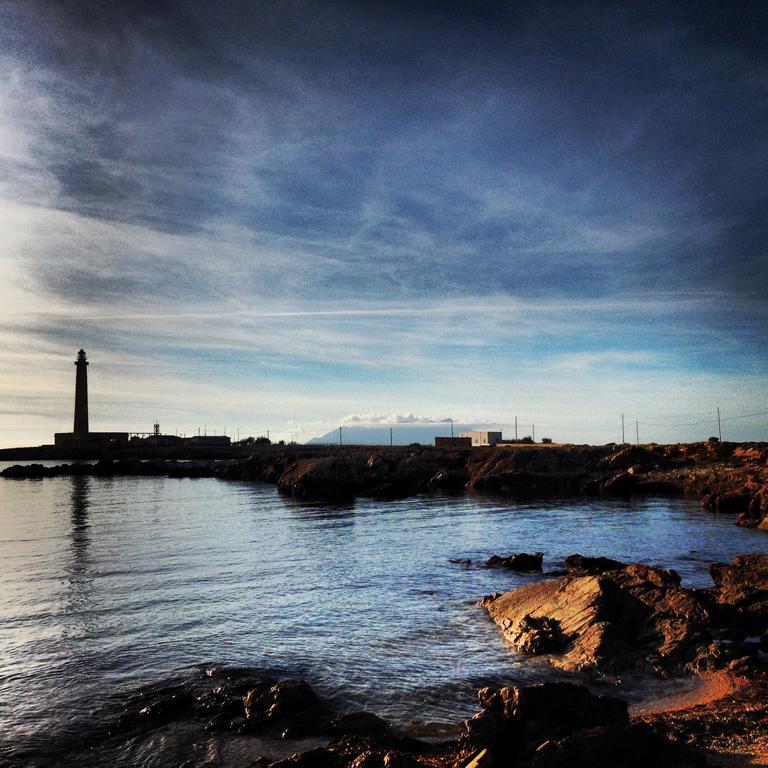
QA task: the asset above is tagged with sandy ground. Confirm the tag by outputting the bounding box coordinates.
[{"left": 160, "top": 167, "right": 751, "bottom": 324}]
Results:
[{"left": 636, "top": 671, "right": 768, "bottom": 767}]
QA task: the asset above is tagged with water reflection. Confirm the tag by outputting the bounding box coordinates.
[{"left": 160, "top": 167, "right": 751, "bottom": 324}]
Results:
[{"left": 65, "top": 475, "right": 94, "bottom": 626}]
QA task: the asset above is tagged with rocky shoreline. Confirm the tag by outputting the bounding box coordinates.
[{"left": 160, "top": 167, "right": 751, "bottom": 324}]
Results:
[
  {"left": 3, "top": 441, "right": 768, "bottom": 528},
  {"left": 12, "top": 552, "right": 766, "bottom": 768}
]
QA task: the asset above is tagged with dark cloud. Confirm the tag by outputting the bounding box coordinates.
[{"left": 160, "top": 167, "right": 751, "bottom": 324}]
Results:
[{"left": 3, "top": 0, "right": 767, "bottom": 315}]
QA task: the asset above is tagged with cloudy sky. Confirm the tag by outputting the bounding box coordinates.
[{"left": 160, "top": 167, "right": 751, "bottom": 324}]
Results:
[{"left": 1, "top": 0, "right": 766, "bottom": 447}]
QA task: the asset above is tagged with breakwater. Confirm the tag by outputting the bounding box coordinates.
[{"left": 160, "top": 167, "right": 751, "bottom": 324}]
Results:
[{"left": 4, "top": 441, "right": 768, "bottom": 528}]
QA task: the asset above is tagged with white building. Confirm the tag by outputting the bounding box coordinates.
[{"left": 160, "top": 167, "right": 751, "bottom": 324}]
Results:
[{"left": 459, "top": 430, "right": 503, "bottom": 447}]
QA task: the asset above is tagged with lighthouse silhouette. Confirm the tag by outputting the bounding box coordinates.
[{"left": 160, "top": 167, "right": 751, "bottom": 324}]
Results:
[{"left": 73, "top": 349, "right": 89, "bottom": 437}]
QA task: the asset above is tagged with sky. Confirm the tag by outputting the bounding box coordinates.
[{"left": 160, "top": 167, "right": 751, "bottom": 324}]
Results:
[{"left": 0, "top": 0, "right": 767, "bottom": 447}]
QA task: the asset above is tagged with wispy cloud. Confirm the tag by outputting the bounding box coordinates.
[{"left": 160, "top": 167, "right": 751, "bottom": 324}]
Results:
[{"left": 0, "top": 1, "right": 766, "bottom": 447}]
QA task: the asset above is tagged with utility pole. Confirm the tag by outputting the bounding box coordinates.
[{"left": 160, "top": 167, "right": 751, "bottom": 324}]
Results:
[
  {"left": 390, "top": 427, "right": 393, "bottom": 446},
  {"left": 532, "top": 424, "right": 535, "bottom": 443},
  {"left": 450, "top": 418, "right": 454, "bottom": 437},
  {"left": 339, "top": 426, "right": 343, "bottom": 446},
  {"left": 635, "top": 420, "right": 639, "bottom": 445},
  {"left": 717, "top": 407, "right": 722, "bottom": 441},
  {"left": 267, "top": 430, "right": 270, "bottom": 441},
  {"left": 515, "top": 416, "right": 518, "bottom": 440},
  {"left": 621, "top": 413, "right": 625, "bottom": 444}
]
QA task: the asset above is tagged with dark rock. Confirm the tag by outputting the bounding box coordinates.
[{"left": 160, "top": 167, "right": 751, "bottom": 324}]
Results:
[
  {"left": 564, "top": 554, "right": 626, "bottom": 576},
  {"left": 485, "top": 552, "right": 543, "bottom": 571},
  {"left": 461, "top": 683, "right": 627, "bottom": 757},
  {"left": 382, "top": 751, "right": 421, "bottom": 768},
  {"left": 602, "top": 471, "right": 634, "bottom": 494},
  {"left": 450, "top": 558, "right": 473, "bottom": 566},
  {"left": 429, "top": 468, "right": 469, "bottom": 491},
  {"left": 460, "top": 682, "right": 705, "bottom": 767},
  {"left": 243, "top": 680, "right": 327, "bottom": 731},
  {"left": 597, "top": 446, "right": 658, "bottom": 472},
  {"left": 332, "top": 712, "right": 393, "bottom": 739},
  {"left": 277, "top": 457, "right": 363, "bottom": 499},
  {"left": 507, "top": 614, "right": 567, "bottom": 654},
  {"left": 349, "top": 752, "right": 383, "bottom": 768},
  {"left": 710, "top": 553, "right": 768, "bottom": 629},
  {"left": 530, "top": 722, "right": 706, "bottom": 768},
  {"left": 478, "top": 683, "right": 628, "bottom": 730},
  {"left": 269, "top": 747, "right": 333, "bottom": 768},
  {"left": 137, "top": 689, "right": 196, "bottom": 723}
]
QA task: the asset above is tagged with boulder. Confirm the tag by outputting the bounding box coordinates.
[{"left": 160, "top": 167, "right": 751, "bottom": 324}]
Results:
[
  {"left": 485, "top": 552, "right": 543, "bottom": 571},
  {"left": 530, "top": 722, "right": 706, "bottom": 768},
  {"left": 332, "top": 711, "right": 393, "bottom": 739},
  {"left": 482, "top": 564, "right": 716, "bottom": 671},
  {"left": 564, "top": 554, "right": 626, "bottom": 576},
  {"left": 710, "top": 553, "right": 768, "bottom": 629},
  {"left": 459, "top": 682, "right": 704, "bottom": 767},
  {"left": 243, "top": 680, "right": 327, "bottom": 731},
  {"left": 461, "top": 682, "right": 627, "bottom": 757}
]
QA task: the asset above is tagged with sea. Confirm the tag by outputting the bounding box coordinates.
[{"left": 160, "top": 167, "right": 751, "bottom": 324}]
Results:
[{"left": 1, "top": 463, "right": 767, "bottom": 766}]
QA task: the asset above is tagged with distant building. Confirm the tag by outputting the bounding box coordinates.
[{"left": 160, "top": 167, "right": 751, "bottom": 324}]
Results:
[
  {"left": 459, "top": 431, "right": 503, "bottom": 447},
  {"left": 187, "top": 435, "right": 231, "bottom": 447},
  {"left": 435, "top": 436, "right": 472, "bottom": 448},
  {"left": 54, "top": 350, "right": 129, "bottom": 446}
]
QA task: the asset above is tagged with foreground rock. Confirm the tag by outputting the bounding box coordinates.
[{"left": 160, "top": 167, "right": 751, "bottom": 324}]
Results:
[
  {"left": 459, "top": 682, "right": 704, "bottom": 768},
  {"left": 242, "top": 682, "right": 705, "bottom": 768},
  {"left": 483, "top": 553, "right": 768, "bottom": 674}
]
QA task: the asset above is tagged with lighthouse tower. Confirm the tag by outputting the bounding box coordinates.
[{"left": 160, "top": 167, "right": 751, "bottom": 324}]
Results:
[{"left": 73, "top": 349, "right": 89, "bottom": 437}]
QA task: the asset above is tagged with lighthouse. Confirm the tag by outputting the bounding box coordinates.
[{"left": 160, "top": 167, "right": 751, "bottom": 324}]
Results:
[
  {"left": 73, "top": 349, "right": 89, "bottom": 436},
  {"left": 53, "top": 350, "right": 130, "bottom": 447}
]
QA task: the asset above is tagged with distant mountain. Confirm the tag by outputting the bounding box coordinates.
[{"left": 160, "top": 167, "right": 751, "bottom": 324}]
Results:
[{"left": 306, "top": 424, "right": 487, "bottom": 446}]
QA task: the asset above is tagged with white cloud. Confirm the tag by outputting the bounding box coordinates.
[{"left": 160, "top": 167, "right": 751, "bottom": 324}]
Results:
[{"left": 342, "top": 413, "right": 445, "bottom": 425}]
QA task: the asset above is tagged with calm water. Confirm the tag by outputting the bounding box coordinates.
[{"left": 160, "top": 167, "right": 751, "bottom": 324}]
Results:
[{"left": 1, "top": 469, "right": 767, "bottom": 765}]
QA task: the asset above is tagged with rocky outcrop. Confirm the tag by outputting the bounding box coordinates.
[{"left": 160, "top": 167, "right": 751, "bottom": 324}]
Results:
[
  {"left": 485, "top": 552, "right": 544, "bottom": 571},
  {"left": 482, "top": 564, "right": 718, "bottom": 672},
  {"left": 483, "top": 554, "right": 768, "bottom": 674}
]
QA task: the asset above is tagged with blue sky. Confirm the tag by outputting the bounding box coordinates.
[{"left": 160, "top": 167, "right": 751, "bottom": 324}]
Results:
[{"left": 0, "top": 0, "right": 766, "bottom": 447}]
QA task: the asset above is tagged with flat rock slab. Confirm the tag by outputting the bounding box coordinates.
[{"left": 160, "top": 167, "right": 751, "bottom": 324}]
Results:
[{"left": 482, "top": 564, "right": 717, "bottom": 672}]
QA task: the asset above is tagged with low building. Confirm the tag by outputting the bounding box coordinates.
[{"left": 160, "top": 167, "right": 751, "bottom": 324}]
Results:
[
  {"left": 187, "top": 435, "right": 231, "bottom": 447},
  {"left": 459, "top": 431, "right": 503, "bottom": 447},
  {"left": 55, "top": 431, "right": 129, "bottom": 446},
  {"left": 435, "top": 436, "right": 472, "bottom": 448}
]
